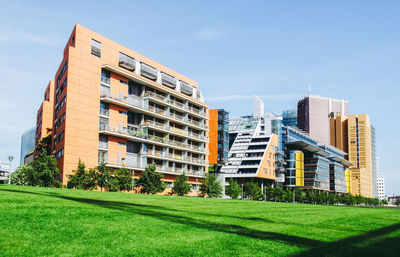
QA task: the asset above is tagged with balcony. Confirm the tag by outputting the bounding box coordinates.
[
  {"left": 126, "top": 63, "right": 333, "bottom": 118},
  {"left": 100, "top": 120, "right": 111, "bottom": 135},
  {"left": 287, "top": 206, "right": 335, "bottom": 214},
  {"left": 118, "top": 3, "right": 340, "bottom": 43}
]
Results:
[
  {"left": 169, "top": 112, "right": 185, "bottom": 122},
  {"left": 143, "top": 120, "right": 166, "bottom": 130},
  {"left": 144, "top": 91, "right": 166, "bottom": 101},
  {"left": 99, "top": 109, "right": 109, "bottom": 117},
  {"left": 105, "top": 155, "right": 145, "bottom": 169},
  {"left": 119, "top": 53, "right": 135, "bottom": 71},
  {"left": 188, "top": 119, "right": 200, "bottom": 127},
  {"left": 148, "top": 106, "right": 165, "bottom": 115},
  {"left": 101, "top": 77, "right": 110, "bottom": 85},
  {"left": 141, "top": 63, "right": 157, "bottom": 80},
  {"left": 98, "top": 141, "right": 108, "bottom": 149},
  {"left": 188, "top": 131, "right": 201, "bottom": 139},
  {"left": 188, "top": 106, "right": 201, "bottom": 114},
  {"left": 169, "top": 99, "right": 186, "bottom": 109},
  {"left": 170, "top": 127, "right": 188, "bottom": 135}
]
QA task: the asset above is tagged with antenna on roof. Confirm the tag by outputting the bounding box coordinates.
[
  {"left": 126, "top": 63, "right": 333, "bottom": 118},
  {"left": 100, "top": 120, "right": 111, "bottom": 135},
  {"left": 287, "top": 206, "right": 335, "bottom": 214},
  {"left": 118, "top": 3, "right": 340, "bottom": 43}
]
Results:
[{"left": 308, "top": 80, "right": 311, "bottom": 96}]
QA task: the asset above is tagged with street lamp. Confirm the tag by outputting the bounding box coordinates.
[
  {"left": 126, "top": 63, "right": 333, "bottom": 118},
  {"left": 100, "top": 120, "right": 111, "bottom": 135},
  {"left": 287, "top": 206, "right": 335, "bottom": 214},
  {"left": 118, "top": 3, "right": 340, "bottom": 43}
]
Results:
[
  {"left": 131, "top": 169, "right": 135, "bottom": 193},
  {"left": 8, "top": 155, "right": 14, "bottom": 185}
]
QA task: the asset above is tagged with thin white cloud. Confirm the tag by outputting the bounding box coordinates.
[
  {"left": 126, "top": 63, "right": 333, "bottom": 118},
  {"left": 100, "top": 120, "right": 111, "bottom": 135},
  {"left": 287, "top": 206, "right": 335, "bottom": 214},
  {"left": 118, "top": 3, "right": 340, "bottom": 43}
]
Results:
[
  {"left": 195, "top": 28, "right": 228, "bottom": 40},
  {"left": 0, "top": 31, "right": 57, "bottom": 45},
  {"left": 205, "top": 94, "right": 301, "bottom": 102}
]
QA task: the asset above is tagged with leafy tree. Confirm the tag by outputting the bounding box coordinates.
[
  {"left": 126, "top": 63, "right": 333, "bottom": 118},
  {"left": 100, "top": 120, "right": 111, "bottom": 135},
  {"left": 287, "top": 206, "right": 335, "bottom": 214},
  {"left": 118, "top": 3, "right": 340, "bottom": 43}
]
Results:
[
  {"left": 35, "top": 131, "right": 52, "bottom": 156},
  {"left": 225, "top": 178, "right": 241, "bottom": 200},
  {"left": 245, "top": 182, "right": 262, "bottom": 200},
  {"left": 381, "top": 199, "right": 388, "bottom": 205},
  {"left": 294, "top": 188, "right": 305, "bottom": 203},
  {"left": 172, "top": 172, "right": 192, "bottom": 196},
  {"left": 274, "top": 186, "right": 285, "bottom": 202},
  {"left": 136, "top": 164, "right": 165, "bottom": 194},
  {"left": 283, "top": 189, "right": 294, "bottom": 202},
  {"left": 264, "top": 185, "right": 274, "bottom": 201},
  {"left": 200, "top": 172, "right": 223, "bottom": 198},
  {"left": 345, "top": 194, "right": 356, "bottom": 205},
  {"left": 395, "top": 198, "right": 400, "bottom": 206},
  {"left": 10, "top": 164, "right": 32, "bottom": 186},
  {"left": 29, "top": 149, "right": 61, "bottom": 187},
  {"left": 67, "top": 159, "right": 88, "bottom": 190},
  {"left": 96, "top": 162, "right": 111, "bottom": 192},
  {"left": 114, "top": 167, "right": 132, "bottom": 192}
]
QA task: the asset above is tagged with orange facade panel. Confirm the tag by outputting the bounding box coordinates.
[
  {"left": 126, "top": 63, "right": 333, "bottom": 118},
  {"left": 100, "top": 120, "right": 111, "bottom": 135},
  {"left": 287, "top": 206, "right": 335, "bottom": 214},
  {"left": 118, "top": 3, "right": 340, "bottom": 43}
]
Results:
[{"left": 208, "top": 109, "right": 218, "bottom": 165}]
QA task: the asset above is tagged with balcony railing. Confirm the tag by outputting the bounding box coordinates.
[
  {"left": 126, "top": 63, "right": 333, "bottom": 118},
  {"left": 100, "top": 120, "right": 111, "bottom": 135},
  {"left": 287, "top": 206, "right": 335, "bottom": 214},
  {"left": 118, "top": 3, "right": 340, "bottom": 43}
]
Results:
[
  {"left": 188, "top": 119, "right": 200, "bottom": 126},
  {"left": 148, "top": 106, "right": 165, "bottom": 115},
  {"left": 119, "top": 54, "right": 135, "bottom": 71},
  {"left": 101, "top": 77, "right": 110, "bottom": 85},
  {"left": 161, "top": 73, "right": 176, "bottom": 88},
  {"left": 144, "top": 91, "right": 165, "bottom": 101},
  {"left": 169, "top": 140, "right": 187, "bottom": 148},
  {"left": 169, "top": 99, "right": 186, "bottom": 109},
  {"left": 99, "top": 109, "right": 109, "bottom": 117},
  {"left": 188, "top": 131, "right": 201, "bottom": 139},
  {"left": 98, "top": 141, "right": 108, "bottom": 149},
  {"left": 170, "top": 127, "right": 188, "bottom": 135},
  {"left": 169, "top": 112, "right": 185, "bottom": 121},
  {"left": 144, "top": 120, "right": 166, "bottom": 130},
  {"left": 188, "top": 106, "right": 201, "bottom": 114}
]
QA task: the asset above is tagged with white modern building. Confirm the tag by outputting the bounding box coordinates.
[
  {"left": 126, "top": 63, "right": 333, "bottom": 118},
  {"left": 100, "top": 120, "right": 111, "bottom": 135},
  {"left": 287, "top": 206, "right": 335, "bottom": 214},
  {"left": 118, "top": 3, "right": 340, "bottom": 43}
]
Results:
[
  {"left": 376, "top": 157, "right": 385, "bottom": 200},
  {"left": 0, "top": 163, "right": 11, "bottom": 183}
]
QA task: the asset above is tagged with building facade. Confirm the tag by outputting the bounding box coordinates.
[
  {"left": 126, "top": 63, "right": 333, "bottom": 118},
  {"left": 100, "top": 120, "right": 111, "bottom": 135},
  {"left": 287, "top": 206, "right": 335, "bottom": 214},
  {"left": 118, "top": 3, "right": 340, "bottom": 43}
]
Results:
[
  {"left": 35, "top": 81, "right": 55, "bottom": 147},
  {"left": 0, "top": 163, "right": 10, "bottom": 184},
  {"left": 208, "top": 109, "right": 229, "bottom": 172},
  {"left": 20, "top": 127, "right": 36, "bottom": 165},
  {"left": 330, "top": 113, "right": 373, "bottom": 197},
  {"left": 282, "top": 109, "right": 297, "bottom": 128},
  {"left": 34, "top": 24, "right": 209, "bottom": 194},
  {"left": 376, "top": 157, "right": 385, "bottom": 201},
  {"left": 298, "top": 95, "right": 348, "bottom": 145}
]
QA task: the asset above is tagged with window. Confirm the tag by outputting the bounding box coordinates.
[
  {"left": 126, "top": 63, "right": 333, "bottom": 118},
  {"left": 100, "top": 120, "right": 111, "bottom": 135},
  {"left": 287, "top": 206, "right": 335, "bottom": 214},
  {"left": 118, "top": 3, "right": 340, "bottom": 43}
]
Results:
[
  {"left": 56, "top": 148, "right": 64, "bottom": 159},
  {"left": 140, "top": 63, "right": 157, "bottom": 80},
  {"left": 118, "top": 142, "right": 126, "bottom": 146},
  {"left": 119, "top": 52, "right": 135, "bottom": 71},
  {"left": 180, "top": 81, "right": 193, "bottom": 96},
  {"left": 120, "top": 80, "right": 128, "bottom": 85},
  {"left": 161, "top": 73, "right": 176, "bottom": 88},
  {"left": 91, "top": 39, "right": 101, "bottom": 57},
  {"left": 119, "top": 110, "right": 127, "bottom": 115}
]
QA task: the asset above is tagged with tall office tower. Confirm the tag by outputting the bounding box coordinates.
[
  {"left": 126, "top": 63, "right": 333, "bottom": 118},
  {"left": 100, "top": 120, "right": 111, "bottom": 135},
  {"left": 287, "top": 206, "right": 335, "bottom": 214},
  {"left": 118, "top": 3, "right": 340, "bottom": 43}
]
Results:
[
  {"left": 297, "top": 95, "right": 348, "bottom": 145},
  {"left": 35, "top": 81, "right": 55, "bottom": 147},
  {"left": 330, "top": 113, "right": 373, "bottom": 197},
  {"left": 253, "top": 95, "right": 264, "bottom": 119},
  {"left": 282, "top": 109, "right": 297, "bottom": 127},
  {"left": 20, "top": 127, "right": 35, "bottom": 165},
  {"left": 208, "top": 109, "right": 229, "bottom": 172},
  {"left": 34, "top": 24, "right": 209, "bottom": 193},
  {"left": 376, "top": 157, "right": 385, "bottom": 200}
]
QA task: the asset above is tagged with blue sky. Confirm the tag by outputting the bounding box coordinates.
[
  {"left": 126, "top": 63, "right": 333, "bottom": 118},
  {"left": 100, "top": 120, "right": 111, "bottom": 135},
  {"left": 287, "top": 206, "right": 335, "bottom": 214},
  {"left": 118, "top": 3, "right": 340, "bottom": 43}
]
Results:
[{"left": 0, "top": 0, "right": 399, "bottom": 195}]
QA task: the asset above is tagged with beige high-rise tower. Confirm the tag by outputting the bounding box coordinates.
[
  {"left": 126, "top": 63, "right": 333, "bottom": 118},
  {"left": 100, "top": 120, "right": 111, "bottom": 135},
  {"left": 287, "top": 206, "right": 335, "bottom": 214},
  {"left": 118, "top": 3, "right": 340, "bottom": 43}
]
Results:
[{"left": 330, "top": 113, "right": 373, "bottom": 197}]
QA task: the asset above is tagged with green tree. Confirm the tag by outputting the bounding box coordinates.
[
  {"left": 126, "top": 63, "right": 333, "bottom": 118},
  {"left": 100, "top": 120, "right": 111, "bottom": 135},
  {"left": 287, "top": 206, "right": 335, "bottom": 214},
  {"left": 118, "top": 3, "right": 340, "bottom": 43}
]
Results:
[
  {"left": 294, "top": 188, "right": 305, "bottom": 203},
  {"left": 200, "top": 172, "right": 223, "bottom": 198},
  {"left": 10, "top": 164, "right": 32, "bottom": 186},
  {"left": 172, "top": 172, "right": 192, "bottom": 196},
  {"left": 225, "top": 178, "right": 241, "bottom": 200},
  {"left": 283, "top": 189, "right": 294, "bottom": 202},
  {"left": 67, "top": 159, "right": 88, "bottom": 190},
  {"left": 274, "top": 186, "right": 284, "bottom": 202},
  {"left": 264, "top": 185, "right": 274, "bottom": 201},
  {"left": 114, "top": 167, "right": 132, "bottom": 191},
  {"left": 395, "top": 198, "right": 400, "bottom": 206},
  {"left": 136, "top": 164, "right": 166, "bottom": 194},
  {"left": 245, "top": 182, "right": 262, "bottom": 200},
  {"left": 96, "top": 162, "right": 110, "bottom": 192},
  {"left": 29, "top": 149, "right": 61, "bottom": 187},
  {"left": 381, "top": 199, "right": 388, "bottom": 205},
  {"left": 35, "top": 131, "right": 52, "bottom": 156}
]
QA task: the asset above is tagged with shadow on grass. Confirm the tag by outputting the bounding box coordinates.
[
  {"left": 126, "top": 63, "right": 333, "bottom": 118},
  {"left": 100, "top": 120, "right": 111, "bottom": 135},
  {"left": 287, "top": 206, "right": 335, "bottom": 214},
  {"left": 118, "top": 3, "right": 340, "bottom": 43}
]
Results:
[{"left": 2, "top": 187, "right": 400, "bottom": 256}]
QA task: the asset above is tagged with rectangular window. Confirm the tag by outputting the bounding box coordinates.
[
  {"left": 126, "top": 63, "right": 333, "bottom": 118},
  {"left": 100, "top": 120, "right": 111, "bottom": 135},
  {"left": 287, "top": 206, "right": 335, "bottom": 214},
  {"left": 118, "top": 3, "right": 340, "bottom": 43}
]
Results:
[
  {"left": 119, "top": 52, "right": 135, "bottom": 71},
  {"left": 91, "top": 39, "right": 101, "bottom": 57}
]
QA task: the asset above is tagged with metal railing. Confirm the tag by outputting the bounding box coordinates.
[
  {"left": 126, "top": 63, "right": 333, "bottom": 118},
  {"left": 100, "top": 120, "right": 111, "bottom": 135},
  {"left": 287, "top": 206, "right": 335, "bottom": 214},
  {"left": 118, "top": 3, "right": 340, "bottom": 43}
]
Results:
[
  {"left": 169, "top": 99, "right": 186, "bottom": 109},
  {"left": 99, "top": 109, "right": 109, "bottom": 117},
  {"left": 169, "top": 112, "right": 185, "bottom": 121},
  {"left": 101, "top": 77, "right": 110, "bottom": 85},
  {"left": 170, "top": 126, "right": 188, "bottom": 135},
  {"left": 98, "top": 141, "right": 108, "bottom": 149},
  {"left": 144, "top": 91, "right": 165, "bottom": 101},
  {"left": 148, "top": 105, "right": 165, "bottom": 115}
]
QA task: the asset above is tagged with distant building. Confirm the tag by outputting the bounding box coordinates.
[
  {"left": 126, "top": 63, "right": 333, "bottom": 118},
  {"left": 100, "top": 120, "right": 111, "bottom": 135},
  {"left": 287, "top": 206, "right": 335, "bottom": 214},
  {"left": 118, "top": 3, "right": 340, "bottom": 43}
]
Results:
[
  {"left": 330, "top": 113, "right": 373, "bottom": 197},
  {"left": 282, "top": 109, "right": 297, "bottom": 128},
  {"left": 0, "top": 163, "right": 11, "bottom": 184},
  {"left": 371, "top": 126, "right": 377, "bottom": 198},
  {"left": 208, "top": 109, "right": 229, "bottom": 172},
  {"left": 20, "top": 127, "right": 36, "bottom": 165},
  {"left": 281, "top": 126, "right": 351, "bottom": 193},
  {"left": 388, "top": 196, "right": 400, "bottom": 206},
  {"left": 298, "top": 95, "right": 348, "bottom": 145},
  {"left": 376, "top": 157, "right": 385, "bottom": 201}
]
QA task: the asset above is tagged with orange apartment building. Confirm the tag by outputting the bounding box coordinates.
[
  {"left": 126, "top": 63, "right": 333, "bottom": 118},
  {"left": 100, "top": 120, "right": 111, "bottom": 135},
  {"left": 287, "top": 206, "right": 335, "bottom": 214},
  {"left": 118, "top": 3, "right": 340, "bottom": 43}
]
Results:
[
  {"left": 35, "top": 24, "right": 209, "bottom": 194},
  {"left": 35, "top": 80, "right": 55, "bottom": 146}
]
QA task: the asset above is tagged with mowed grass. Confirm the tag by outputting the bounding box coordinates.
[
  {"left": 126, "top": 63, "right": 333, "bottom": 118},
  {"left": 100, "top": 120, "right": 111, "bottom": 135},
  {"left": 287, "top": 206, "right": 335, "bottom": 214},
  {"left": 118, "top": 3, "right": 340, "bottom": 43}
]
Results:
[{"left": 0, "top": 185, "right": 399, "bottom": 257}]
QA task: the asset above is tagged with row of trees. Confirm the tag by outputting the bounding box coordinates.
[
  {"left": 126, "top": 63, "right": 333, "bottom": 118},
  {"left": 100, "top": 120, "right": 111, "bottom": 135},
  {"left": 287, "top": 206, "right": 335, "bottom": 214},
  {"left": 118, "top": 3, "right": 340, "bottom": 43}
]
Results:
[
  {"left": 67, "top": 161, "right": 224, "bottom": 197},
  {"left": 225, "top": 179, "right": 384, "bottom": 206}
]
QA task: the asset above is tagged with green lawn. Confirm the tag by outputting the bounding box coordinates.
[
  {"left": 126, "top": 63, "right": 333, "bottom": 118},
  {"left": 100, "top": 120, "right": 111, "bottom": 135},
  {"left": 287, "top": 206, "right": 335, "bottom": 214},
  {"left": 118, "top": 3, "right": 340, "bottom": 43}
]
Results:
[{"left": 0, "top": 185, "right": 399, "bottom": 256}]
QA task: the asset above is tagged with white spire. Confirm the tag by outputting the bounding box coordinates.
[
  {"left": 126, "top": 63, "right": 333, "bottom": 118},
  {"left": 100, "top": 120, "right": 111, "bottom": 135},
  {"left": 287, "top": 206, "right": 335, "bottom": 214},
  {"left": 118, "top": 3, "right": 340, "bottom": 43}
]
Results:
[{"left": 253, "top": 95, "right": 264, "bottom": 119}]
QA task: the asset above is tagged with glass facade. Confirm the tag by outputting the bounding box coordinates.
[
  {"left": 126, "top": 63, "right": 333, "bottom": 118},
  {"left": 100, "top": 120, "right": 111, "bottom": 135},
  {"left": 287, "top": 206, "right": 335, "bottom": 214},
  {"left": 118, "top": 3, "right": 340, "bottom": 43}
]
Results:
[
  {"left": 20, "top": 127, "right": 36, "bottom": 165},
  {"left": 282, "top": 109, "right": 297, "bottom": 127},
  {"left": 217, "top": 110, "right": 229, "bottom": 164}
]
